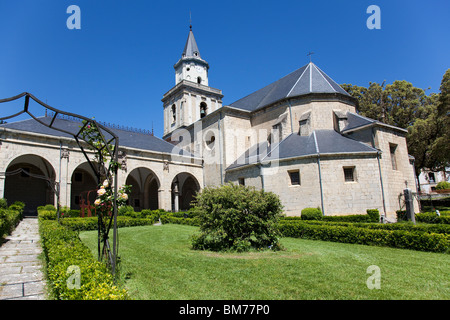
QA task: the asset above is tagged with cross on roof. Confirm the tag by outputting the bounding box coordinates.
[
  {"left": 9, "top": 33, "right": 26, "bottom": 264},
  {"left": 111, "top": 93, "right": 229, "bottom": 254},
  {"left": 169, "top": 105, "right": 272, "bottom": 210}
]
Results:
[{"left": 307, "top": 51, "right": 315, "bottom": 62}]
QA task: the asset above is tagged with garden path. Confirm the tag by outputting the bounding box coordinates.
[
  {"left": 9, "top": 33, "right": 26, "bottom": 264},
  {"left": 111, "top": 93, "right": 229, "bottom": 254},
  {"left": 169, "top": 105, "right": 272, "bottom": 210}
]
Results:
[{"left": 0, "top": 218, "right": 47, "bottom": 300}]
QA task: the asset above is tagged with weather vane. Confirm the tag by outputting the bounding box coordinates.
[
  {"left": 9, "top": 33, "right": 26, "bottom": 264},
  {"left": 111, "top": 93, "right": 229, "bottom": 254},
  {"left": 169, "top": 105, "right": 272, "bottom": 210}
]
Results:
[{"left": 307, "top": 51, "right": 315, "bottom": 62}]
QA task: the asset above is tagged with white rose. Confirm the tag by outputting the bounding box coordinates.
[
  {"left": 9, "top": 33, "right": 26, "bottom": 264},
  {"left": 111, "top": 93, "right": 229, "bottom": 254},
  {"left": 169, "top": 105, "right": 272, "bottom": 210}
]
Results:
[
  {"left": 103, "top": 180, "right": 109, "bottom": 188},
  {"left": 94, "top": 199, "right": 101, "bottom": 206},
  {"left": 97, "top": 188, "right": 106, "bottom": 196},
  {"left": 120, "top": 193, "right": 128, "bottom": 200}
]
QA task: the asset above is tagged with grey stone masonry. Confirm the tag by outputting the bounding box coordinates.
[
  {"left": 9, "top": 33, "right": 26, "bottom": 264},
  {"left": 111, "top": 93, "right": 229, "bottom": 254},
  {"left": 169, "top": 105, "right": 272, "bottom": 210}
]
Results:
[{"left": 0, "top": 218, "right": 47, "bottom": 300}]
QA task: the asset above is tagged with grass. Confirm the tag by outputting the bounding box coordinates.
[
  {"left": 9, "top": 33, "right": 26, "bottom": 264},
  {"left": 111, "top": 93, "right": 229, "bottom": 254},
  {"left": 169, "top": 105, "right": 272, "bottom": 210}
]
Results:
[{"left": 79, "top": 224, "right": 450, "bottom": 300}]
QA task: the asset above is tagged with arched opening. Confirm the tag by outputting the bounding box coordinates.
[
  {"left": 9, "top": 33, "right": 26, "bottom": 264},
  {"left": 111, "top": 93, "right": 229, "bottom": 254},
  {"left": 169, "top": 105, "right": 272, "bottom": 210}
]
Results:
[
  {"left": 171, "top": 172, "right": 200, "bottom": 212},
  {"left": 125, "top": 167, "right": 160, "bottom": 211},
  {"left": 197, "top": 76, "right": 202, "bottom": 84},
  {"left": 200, "top": 102, "right": 207, "bottom": 119},
  {"left": 4, "top": 154, "right": 56, "bottom": 216},
  {"left": 171, "top": 104, "right": 176, "bottom": 123},
  {"left": 70, "top": 162, "right": 98, "bottom": 212}
]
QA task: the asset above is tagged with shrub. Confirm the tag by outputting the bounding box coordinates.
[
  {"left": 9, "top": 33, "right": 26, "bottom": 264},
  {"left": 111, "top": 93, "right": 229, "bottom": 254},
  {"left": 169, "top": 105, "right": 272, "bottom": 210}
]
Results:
[
  {"left": 366, "top": 209, "right": 380, "bottom": 222},
  {"left": 436, "top": 181, "right": 450, "bottom": 190},
  {"left": 301, "top": 207, "right": 322, "bottom": 220},
  {"left": 191, "top": 184, "right": 284, "bottom": 252},
  {"left": 0, "top": 198, "right": 8, "bottom": 209},
  {"left": 39, "top": 220, "right": 129, "bottom": 300},
  {"left": 118, "top": 205, "right": 135, "bottom": 216},
  {"left": 0, "top": 205, "right": 23, "bottom": 238}
]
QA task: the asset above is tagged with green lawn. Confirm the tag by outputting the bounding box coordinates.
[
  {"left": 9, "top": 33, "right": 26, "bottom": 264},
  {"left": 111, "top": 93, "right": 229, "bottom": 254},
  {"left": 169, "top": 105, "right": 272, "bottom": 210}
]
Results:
[{"left": 79, "top": 224, "right": 450, "bottom": 300}]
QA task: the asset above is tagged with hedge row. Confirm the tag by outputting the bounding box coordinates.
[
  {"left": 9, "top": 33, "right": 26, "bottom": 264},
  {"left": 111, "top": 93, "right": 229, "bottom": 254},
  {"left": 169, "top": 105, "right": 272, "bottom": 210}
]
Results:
[
  {"left": 39, "top": 219, "right": 129, "bottom": 300},
  {"left": 292, "top": 220, "right": 450, "bottom": 235},
  {"left": 0, "top": 201, "right": 25, "bottom": 239},
  {"left": 396, "top": 210, "right": 450, "bottom": 224},
  {"left": 278, "top": 220, "right": 449, "bottom": 253},
  {"left": 38, "top": 209, "right": 159, "bottom": 231}
]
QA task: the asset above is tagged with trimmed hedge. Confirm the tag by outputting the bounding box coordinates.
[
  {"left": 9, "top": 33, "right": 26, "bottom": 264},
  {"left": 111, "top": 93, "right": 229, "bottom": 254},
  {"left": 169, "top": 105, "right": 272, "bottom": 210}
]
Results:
[
  {"left": 0, "top": 201, "right": 24, "bottom": 239},
  {"left": 39, "top": 219, "right": 129, "bottom": 300},
  {"left": 278, "top": 220, "right": 449, "bottom": 253}
]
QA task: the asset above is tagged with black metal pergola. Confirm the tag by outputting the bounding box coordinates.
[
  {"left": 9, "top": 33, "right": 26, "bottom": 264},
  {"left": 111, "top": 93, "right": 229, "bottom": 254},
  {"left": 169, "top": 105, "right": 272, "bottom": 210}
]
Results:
[{"left": 0, "top": 92, "right": 121, "bottom": 275}]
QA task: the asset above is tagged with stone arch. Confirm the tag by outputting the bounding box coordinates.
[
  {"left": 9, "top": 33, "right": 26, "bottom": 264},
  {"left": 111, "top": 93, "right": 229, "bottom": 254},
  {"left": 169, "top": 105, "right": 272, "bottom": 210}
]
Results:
[
  {"left": 70, "top": 161, "right": 98, "bottom": 210},
  {"left": 125, "top": 167, "right": 160, "bottom": 211},
  {"left": 171, "top": 172, "right": 200, "bottom": 211},
  {"left": 4, "top": 154, "right": 56, "bottom": 216}
]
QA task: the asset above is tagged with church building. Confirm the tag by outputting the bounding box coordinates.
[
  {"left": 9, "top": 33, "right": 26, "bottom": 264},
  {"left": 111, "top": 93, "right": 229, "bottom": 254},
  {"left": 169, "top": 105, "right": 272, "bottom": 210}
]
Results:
[{"left": 0, "top": 26, "right": 418, "bottom": 219}]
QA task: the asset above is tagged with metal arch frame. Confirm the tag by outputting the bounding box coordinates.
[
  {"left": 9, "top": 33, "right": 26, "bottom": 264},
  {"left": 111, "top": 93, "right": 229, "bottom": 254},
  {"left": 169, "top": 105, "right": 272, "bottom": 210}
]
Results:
[{"left": 0, "top": 92, "right": 120, "bottom": 275}]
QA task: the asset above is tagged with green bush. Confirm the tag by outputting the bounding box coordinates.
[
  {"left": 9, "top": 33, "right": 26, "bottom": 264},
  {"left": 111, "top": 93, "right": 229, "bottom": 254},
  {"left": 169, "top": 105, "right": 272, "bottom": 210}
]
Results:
[
  {"left": 0, "top": 206, "right": 23, "bottom": 238},
  {"left": 366, "top": 209, "right": 380, "bottom": 222},
  {"left": 118, "top": 205, "right": 134, "bottom": 216},
  {"left": 301, "top": 207, "right": 322, "bottom": 220},
  {"left": 0, "top": 198, "right": 8, "bottom": 209},
  {"left": 436, "top": 181, "right": 450, "bottom": 190},
  {"left": 39, "top": 220, "right": 129, "bottom": 300},
  {"left": 191, "top": 184, "right": 284, "bottom": 252}
]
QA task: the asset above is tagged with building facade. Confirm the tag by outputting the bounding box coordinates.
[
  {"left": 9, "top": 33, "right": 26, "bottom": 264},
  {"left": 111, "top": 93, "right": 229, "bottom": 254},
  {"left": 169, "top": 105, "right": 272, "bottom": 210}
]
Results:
[{"left": 0, "top": 26, "right": 418, "bottom": 219}]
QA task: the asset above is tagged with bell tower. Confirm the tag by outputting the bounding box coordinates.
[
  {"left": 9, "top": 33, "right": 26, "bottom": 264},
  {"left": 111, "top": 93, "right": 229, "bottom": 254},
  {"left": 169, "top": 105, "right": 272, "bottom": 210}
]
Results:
[
  {"left": 174, "top": 25, "right": 209, "bottom": 86},
  {"left": 162, "top": 25, "right": 223, "bottom": 140}
]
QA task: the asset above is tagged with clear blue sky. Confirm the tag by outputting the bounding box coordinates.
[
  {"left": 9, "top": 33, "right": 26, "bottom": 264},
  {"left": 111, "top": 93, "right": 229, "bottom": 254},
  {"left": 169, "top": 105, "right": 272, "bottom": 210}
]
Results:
[{"left": 0, "top": 0, "right": 448, "bottom": 137}]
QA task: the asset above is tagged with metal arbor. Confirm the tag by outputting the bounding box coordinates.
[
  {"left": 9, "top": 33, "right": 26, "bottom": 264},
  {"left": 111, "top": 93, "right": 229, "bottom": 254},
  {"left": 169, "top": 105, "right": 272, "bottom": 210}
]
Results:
[{"left": 0, "top": 92, "right": 121, "bottom": 275}]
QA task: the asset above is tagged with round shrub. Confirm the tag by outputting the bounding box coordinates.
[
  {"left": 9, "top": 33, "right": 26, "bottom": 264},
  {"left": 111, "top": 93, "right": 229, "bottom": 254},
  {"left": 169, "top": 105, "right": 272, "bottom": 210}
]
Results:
[
  {"left": 301, "top": 207, "right": 322, "bottom": 220},
  {"left": 191, "top": 184, "right": 284, "bottom": 252}
]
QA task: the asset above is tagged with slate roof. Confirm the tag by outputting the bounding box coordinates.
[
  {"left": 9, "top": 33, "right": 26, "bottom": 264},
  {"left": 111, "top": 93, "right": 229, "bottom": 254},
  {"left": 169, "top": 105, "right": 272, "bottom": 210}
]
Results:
[
  {"left": 229, "top": 62, "right": 350, "bottom": 112},
  {"left": 182, "top": 28, "right": 201, "bottom": 59},
  {"left": 342, "top": 112, "right": 408, "bottom": 133},
  {"left": 0, "top": 116, "right": 187, "bottom": 155},
  {"left": 226, "top": 129, "right": 378, "bottom": 171}
]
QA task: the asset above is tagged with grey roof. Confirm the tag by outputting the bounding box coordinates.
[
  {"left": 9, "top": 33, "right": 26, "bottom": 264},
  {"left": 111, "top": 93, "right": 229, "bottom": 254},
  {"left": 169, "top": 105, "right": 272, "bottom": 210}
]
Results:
[
  {"left": 342, "top": 112, "right": 408, "bottom": 134},
  {"left": 182, "top": 28, "right": 201, "bottom": 59},
  {"left": 0, "top": 116, "right": 188, "bottom": 155},
  {"left": 226, "top": 129, "right": 378, "bottom": 171},
  {"left": 229, "top": 62, "right": 350, "bottom": 112}
]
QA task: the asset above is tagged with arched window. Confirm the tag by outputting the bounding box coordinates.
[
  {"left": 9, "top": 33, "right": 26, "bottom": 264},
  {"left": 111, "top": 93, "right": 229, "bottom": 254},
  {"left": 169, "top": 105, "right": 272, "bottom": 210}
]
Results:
[
  {"left": 200, "top": 102, "right": 207, "bottom": 118},
  {"left": 197, "top": 76, "right": 202, "bottom": 84},
  {"left": 171, "top": 104, "right": 176, "bottom": 123}
]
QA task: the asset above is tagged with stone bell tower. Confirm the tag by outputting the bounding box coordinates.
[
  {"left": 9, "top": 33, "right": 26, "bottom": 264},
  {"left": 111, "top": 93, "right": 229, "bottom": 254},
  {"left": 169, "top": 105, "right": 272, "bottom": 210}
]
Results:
[{"left": 162, "top": 25, "right": 223, "bottom": 140}]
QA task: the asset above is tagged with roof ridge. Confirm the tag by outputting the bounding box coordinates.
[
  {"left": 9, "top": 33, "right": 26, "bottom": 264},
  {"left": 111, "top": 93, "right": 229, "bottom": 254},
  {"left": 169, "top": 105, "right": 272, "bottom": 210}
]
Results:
[
  {"left": 287, "top": 64, "right": 310, "bottom": 97},
  {"left": 311, "top": 63, "right": 335, "bottom": 92}
]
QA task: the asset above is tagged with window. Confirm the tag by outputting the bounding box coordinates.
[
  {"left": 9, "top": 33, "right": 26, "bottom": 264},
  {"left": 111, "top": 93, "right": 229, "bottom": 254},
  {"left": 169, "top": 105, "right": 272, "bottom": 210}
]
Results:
[
  {"left": 200, "top": 102, "right": 207, "bottom": 118},
  {"left": 428, "top": 172, "right": 436, "bottom": 183},
  {"left": 238, "top": 178, "right": 245, "bottom": 186},
  {"left": 343, "top": 167, "right": 355, "bottom": 182},
  {"left": 171, "top": 104, "right": 176, "bottom": 123},
  {"left": 390, "top": 143, "right": 398, "bottom": 170},
  {"left": 197, "top": 76, "right": 202, "bottom": 84},
  {"left": 288, "top": 170, "right": 300, "bottom": 186}
]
